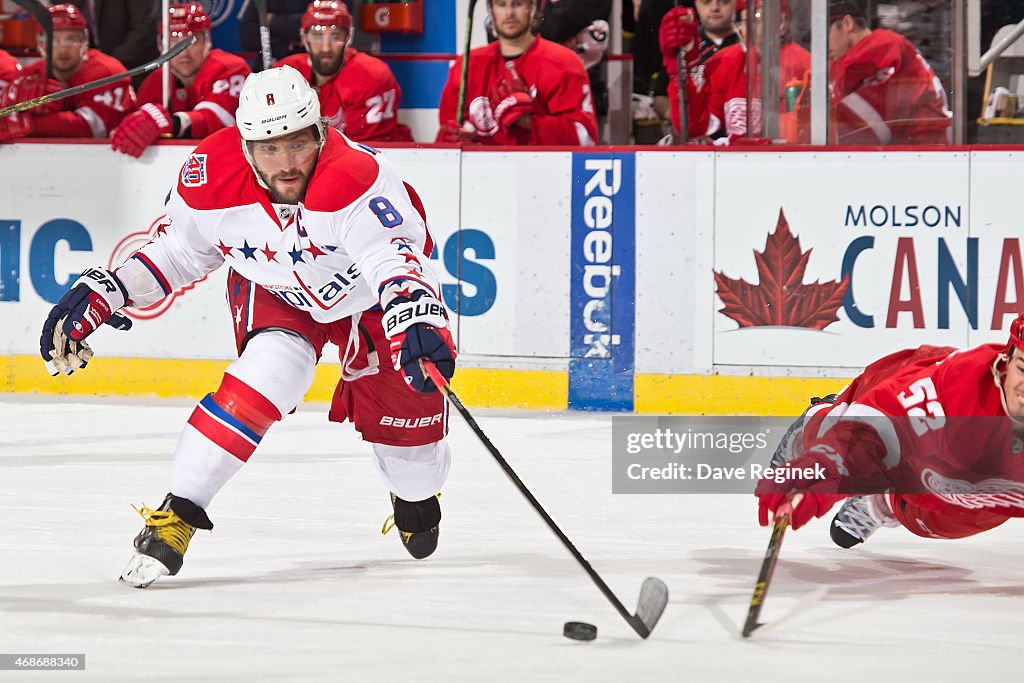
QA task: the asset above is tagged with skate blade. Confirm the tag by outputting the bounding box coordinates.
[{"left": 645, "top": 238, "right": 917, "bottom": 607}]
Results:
[{"left": 119, "top": 553, "right": 170, "bottom": 589}]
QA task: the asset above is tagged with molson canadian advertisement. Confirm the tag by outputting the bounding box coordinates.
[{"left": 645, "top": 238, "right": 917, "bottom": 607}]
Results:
[{"left": 712, "top": 151, "right": 1019, "bottom": 367}]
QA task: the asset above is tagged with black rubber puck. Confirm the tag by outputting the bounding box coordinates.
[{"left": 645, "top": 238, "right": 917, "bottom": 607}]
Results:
[{"left": 563, "top": 621, "right": 597, "bottom": 641}]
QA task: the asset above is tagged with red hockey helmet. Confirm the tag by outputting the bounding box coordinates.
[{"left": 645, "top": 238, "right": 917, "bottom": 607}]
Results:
[
  {"left": 1008, "top": 314, "right": 1024, "bottom": 356},
  {"left": 167, "top": 3, "right": 212, "bottom": 38},
  {"left": 40, "top": 4, "right": 88, "bottom": 33},
  {"left": 301, "top": 1, "right": 353, "bottom": 32},
  {"left": 737, "top": 0, "right": 792, "bottom": 17}
]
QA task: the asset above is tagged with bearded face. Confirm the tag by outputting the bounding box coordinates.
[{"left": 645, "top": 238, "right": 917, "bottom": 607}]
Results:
[
  {"left": 305, "top": 27, "right": 348, "bottom": 78},
  {"left": 489, "top": 0, "right": 535, "bottom": 42}
]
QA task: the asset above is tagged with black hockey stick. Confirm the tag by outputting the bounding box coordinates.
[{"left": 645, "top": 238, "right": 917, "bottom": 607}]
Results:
[
  {"left": 742, "top": 493, "right": 798, "bottom": 637},
  {"left": 0, "top": 35, "right": 195, "bottom": 119},
  {"left": 456, "top": 0, "right": 480, "bottom": 125},
  {"left": 672, "top": 0, "right": 688, "bottom": 144},
  {"left": 252, "top": 0, "right": 274, "bottom": 71},
  {"left": 11, "top": 0, "right": 52, "bottom": 79},
  {"left": 742, "top": 493, "right": 827, "bottom": 637},
  {"left": 422, "top": 362, "right": 669, "bottom": 639}
]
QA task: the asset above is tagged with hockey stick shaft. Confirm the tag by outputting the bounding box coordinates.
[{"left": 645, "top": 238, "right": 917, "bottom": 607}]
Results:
[
  {"left": 742, "top": 492, "right": 802, "bottom": 638},
  {"left": 252, "top": 0, "right": 274, "bottom": 71},
  {"left": 421, "top": 361, "right": 666, "bottom": 638},
  {"left": 672, "top": 0, "right": 688, "bottom": 143},
  {"left": 455, "top": 0, "right": 479, "bottom": 126},
  {"left": 0, "top": 35, "right": 195, "bottom": 119},
  {"left": 12, "top": 0, "right": 52, "bottom": 79}
]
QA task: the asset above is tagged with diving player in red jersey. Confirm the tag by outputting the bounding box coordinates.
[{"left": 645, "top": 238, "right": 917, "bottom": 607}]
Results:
[
  {"left": 41, "top": 66, "right": 456, "bottom": 586},
  {"left": 276, "top": 0, "right": 412, "bottom": 142},
  {"left": 758, "top": 313, "right": 1024, "bottom": 548},
  {"left": 110, "top": 3, "right": 251, "bottom": 157}
]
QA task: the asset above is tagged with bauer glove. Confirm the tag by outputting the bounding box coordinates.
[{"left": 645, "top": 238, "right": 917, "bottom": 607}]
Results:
[
  {"left": 40, "top": 267, "right": 133, "bottom": 376},
  {"left": 381, "top": 281, "right": 456, "bottom": 393}
]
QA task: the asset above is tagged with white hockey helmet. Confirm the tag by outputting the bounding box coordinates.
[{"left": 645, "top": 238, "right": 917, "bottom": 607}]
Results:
[{"left": 236, "top": 65, "right": 324, "bottom": 142}]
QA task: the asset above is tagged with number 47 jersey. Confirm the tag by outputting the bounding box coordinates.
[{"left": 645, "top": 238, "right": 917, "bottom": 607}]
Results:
[
  {"left": 115, "top": 126, "right": 438, "bottom": 326},
  {"left": 798, "top": 343, "right": 1024, "bottom": 516}
]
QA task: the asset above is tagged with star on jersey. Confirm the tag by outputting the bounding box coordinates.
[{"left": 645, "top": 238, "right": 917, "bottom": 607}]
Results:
[
  {"left": 391, "top": 240, "right": 414, "bottom": 253},
  {"left": 261, "top": 243, "right": 278, "bottom": 262},
  {"left": 216, "top": 240, "right": 234, "bottom": 257},
  {"left": 239, "top": 241, "right": 258, "bottom": 260},
  {"left": 305, "top": 243, "right": 326, "bottom": 260},
  {"left": 288, "top": 246, "right": 305, "bottom": 264}
]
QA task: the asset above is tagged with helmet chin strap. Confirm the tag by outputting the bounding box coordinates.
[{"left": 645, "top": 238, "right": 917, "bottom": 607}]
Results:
[{"left": 991, "top": 353, "right": 1024, "bottom": 428}]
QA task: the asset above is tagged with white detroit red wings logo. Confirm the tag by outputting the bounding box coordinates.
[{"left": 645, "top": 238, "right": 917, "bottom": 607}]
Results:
[
  {"left": 468, "top": 96, "right": 499, "bottom": 137},
  {"left": 107, "top": 216, "right": 209, "bottom": 321},
  {"left": 921, "top": 467, "right": 1024, "bottom": 510},
  {"left": 326, "top": 107, "right": 346, "bottom": 133}
]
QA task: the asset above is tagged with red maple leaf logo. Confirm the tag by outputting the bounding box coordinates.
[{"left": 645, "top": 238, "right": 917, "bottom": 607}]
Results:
[{"left": 713, "top": 209, "right": 849, "bottom": 330}]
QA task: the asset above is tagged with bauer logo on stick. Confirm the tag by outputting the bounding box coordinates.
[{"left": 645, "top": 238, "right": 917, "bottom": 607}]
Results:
[{"left": 181, "top": 153, "right": 208, "bottom": 187}]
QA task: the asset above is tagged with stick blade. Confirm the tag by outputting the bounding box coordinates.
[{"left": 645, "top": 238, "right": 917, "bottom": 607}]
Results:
[
  {"left": 743, "top": 586, "right": 829, "bottom": 639},
  {"left": 632, "top": 576, "right": 669, "bottom": 638}
]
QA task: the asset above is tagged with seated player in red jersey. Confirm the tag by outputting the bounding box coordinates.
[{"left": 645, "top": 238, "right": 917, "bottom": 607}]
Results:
[
  {"left": 0, "top": 4, "right": 135, "bottom": 143},
  {"left": 276, "top": 1, "right": 412, "bottom": 142},
  {"left": 701, "top": 0, "right": 809, "bottom": 142},
  {"left": 758, "top": 313, "right": 1024, "bottom": 548},
  {"left": 110, "top": 3, "right": 252, "bottom": 157},
  {"left": 658, "top": 0, "right": 740, "bottom": 140},
  {"left": 41, "top": 66, "right": 456, "bottom": 587},
  {"left": 436, "top": 0, "right": 598, "bottom": 146},
  {"left": 827, "top": 0, "right": 950, "bottom": 145}
]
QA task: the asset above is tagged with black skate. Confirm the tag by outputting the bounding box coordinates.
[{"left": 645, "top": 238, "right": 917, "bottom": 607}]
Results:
[
  {"left": 120, "top": 493, "right": 213, "bottom": 588},
  {"left": 381, "top": 493, "right": 441, "bottom": 560},
  {"left": 830, "top": 494, "right": 898, "bottom": 548}
]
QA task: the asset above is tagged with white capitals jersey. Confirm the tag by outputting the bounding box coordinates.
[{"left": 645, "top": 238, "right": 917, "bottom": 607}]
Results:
[{"left": 115, "top": 127, "right": 438, "bottom": 324}]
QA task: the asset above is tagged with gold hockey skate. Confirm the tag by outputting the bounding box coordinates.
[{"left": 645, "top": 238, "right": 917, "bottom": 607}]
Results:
[
  {"left": 120, "top": 493, "right": 213, "bottom": 588},
  {"left": 381, "top": 493, "right": 441, "bottom": 560}
]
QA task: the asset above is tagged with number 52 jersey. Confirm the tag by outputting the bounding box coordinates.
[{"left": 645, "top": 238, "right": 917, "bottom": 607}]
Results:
[{"left": 115, "top": 126, "right": 438, "bottom": 325}]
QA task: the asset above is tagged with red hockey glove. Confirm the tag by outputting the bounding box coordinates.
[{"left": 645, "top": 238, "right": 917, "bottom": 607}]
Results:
[
  {"left": 755, "top": 447, "right": 846, "bottom": 530},
  {"left": 111, "top": 103, "right": 173, "bottom": 158},
  {"left": 490, "top": 65, "right": 533, "bottom": 133},
  {"left": 381, "top": 281, "right": 456, "bottom": 393},
  {"left": 659, "top": 7, "right": 700, "bottom": 73},
  {"left": 437, "top": 119, "right": 478, "bottom": 143},
  {"left": 6, "top": 74, "right": 64, "bottom": 115},
  {"left": 0, "top": 80, "right": 34, "bottom": 142}
]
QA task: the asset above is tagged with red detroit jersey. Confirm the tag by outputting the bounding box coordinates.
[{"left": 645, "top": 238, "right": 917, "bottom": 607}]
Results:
[
  {"left": 437, "top": 36, "right": 598, "bottom": 145},
  {"left": 23, "top": 49, "right": 134, "bottom": 137},
  {"left": 0, "top": 49, "right": 21, "bottom": 87},
  {"left": 830, "top": 28, "right": 951, "bottom": 145},
  {"left": 276, "top": 50, "right": 412, "bottom": 142},
  {"left": 799, "top": 344, "right": 1024, "bottom": 517},
  {"left": 136, "top": 49, "right": 252, "bottom": 139},
  {"left": 701, "top": 41, "right": 810, "bottom": 139}
]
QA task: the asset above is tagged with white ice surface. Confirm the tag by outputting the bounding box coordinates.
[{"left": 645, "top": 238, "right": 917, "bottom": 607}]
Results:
[{"left": 1, "top": 396, "right": 1022, "bottom": 682}]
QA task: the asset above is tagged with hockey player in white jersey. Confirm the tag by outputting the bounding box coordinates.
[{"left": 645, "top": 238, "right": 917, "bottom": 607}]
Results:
[{"left": 38, "top": 66, "right": 457, "bottom": 588}]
